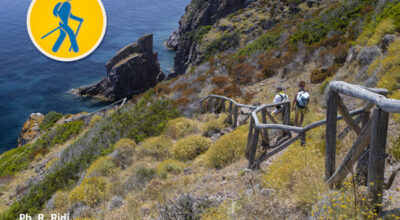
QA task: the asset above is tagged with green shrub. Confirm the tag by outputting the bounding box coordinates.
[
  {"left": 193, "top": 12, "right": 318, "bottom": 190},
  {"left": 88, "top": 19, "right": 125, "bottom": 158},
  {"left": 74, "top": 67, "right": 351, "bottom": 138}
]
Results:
[
  {"left": 171, "top": 135, "right": 212, "bottom": 161},
  {"left": 180, "top": 25, "right": 212, "bottom": 44},
  {"left": 204, "top": 33, "right": 240, "bottom": 60},
  {"left": 0, "top": 120, "right": 84, "bottom": 177},
  {"left": 85, "top": 156, "right": 115, "bottom": 177},
  {"left": 69, "top": 176, "right": 107, "bottom": 207},
  {"left": 2, "top": 97, "right": 179, "bottom": 219},
  {"left": 201, "top": 113, "right": 228, "bottom": 136},
  {"left": 136, "top": 135, "right": 173, "bottom": 160},
  {"left": 237, "top": 31, "right": 281, "bottom": 56},
  {"left": 156, "top": 159, "right": 185, "bottom": 178},
  {"left": 39, "top": 111, "right": 63, "bottom": 131},
  {"left": 290, "top": 1, "right": 367, "bottom": 45},
  {"left": 204, "top": 125, "right": 248, "bottom": 168},
  {"left": 164, "top": 117, "right": 200, "bottom": 139}
]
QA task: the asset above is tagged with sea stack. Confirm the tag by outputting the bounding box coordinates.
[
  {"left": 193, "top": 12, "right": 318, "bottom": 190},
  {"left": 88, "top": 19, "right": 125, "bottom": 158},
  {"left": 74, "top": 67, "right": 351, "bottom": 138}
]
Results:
[{"left": 75, "top": 34, "right": 162, "bottom": 100}]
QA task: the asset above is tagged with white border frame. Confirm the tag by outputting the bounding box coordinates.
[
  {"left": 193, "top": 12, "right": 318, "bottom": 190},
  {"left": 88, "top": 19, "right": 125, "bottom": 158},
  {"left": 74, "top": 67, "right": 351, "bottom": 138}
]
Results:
[{"left": 27, "top": 0, "right": 107, "bottom": 62}]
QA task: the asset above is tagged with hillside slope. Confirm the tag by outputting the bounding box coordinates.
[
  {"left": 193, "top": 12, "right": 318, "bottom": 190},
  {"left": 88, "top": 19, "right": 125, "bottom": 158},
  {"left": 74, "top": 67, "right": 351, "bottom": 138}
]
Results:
[{"left": 1, "top": 0, "right": 400, "bottom": 219}]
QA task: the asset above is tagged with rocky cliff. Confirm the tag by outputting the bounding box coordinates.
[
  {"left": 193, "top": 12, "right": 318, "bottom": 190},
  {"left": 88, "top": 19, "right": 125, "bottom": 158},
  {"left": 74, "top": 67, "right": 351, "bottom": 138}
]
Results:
[
  {"left": 75, "top": 34, "right": 162, "bottom": 100},
  {"left": 170, "top": 0, "right": 249, "bottom": 75},
  {"left": 17, "top": 113, "right": 44, "bottom": 147}
]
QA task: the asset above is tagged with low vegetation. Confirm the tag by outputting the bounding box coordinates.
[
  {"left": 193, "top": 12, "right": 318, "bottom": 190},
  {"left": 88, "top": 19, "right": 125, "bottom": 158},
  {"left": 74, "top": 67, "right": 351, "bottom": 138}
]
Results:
[
  {"left": 171, "top": 135, "right": 212, "bottom": 161},
  {"left": 39, "top": 111, "right": 63, "bottom": 131}
]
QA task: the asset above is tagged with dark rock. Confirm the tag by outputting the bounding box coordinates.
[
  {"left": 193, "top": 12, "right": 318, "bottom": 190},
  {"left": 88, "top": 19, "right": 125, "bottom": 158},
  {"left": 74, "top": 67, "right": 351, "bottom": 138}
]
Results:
[
  {"left": 107, "top": 196, "right": 124, "bottom": 211},
  {"left": 75, "top": 34, "right": 162, "bottom": 100},
  {"left": 68, "top": 202, "right": 91, "bottom": 218},
  {"left": 261, "top": 18, "right": 277, "bottom": 30},
  {"left": 357, "top": 45, "right": 381, "bottom": 66},
  {"left": 166, "top": 30, "right": 180, "bottom": 50},
  {"left": 381, "top": 34, "right": 396, "bottom": 52},
  {"left": 306, "top": 0, "right": 316, "bottom": 7},
  {"left": 289, "top": 5, "right": 300, "bottom": 14},
  {"left": 18, "top": 113, "right": 44, "bottom": 147},
  {"left": 173, "top": 0, "right": 249, "bottom": 75}
]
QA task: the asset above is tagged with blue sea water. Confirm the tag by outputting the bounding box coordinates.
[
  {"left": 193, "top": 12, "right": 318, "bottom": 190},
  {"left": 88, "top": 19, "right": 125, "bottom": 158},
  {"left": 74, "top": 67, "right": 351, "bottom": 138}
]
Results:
[{"left": 0, "top": 0, "right": 189, "bottom": 153}]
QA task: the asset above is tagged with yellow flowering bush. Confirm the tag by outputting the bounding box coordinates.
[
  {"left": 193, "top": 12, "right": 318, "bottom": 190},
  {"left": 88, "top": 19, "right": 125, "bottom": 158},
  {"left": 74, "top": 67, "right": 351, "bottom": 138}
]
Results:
[
  {"left": 367, "top": 19, "right": 395, "bottom": 46},
  {"left": 89, "top": 115, "right": 102, "bottom": 127},
  {"left": 69, "top": 176, "right": 108, "bottom": 207},
  {"left": 112, "top": 138, "right": 136, "bottom": 168},
  {"left": 164, "top": 117, "right": 200, "bottom": 139},
  {"left": 201, "top": 113, "right": 228, "bottom": 136},
  {"left": 85, "top": 156, "right": 115, "bottom": 177},
  {"left": 203, "top": 125, "right": 248, "bottom": 168},
  {"left": 171, "top": 135, "right": 212, "bottom": 161},
  {"left": 136, "top": 135, "right": 173, "bottom": 160},
  {"left": 53, "top": 190, "right": 69, "bottom": 211}
]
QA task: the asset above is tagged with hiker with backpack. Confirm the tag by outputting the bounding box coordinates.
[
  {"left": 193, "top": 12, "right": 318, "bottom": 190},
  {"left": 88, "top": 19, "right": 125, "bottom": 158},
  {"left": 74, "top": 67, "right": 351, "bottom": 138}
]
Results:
[
  {"left": 292, "top": 81, "right": 310, "bottom": 127},
  {"left": 272, "top": 86, "right": 289, "bottom": 117}
]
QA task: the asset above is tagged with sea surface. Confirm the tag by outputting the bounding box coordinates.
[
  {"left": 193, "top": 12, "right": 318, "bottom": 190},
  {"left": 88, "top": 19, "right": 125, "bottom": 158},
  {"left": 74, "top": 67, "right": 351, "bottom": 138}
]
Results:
[{"left": 0, "top": 0, "right": 189, "bottom": 153}]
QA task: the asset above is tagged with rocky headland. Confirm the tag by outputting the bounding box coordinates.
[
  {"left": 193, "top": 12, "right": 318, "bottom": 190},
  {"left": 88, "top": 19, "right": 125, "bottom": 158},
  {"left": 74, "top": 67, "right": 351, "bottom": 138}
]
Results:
[{"left": 73, "top": 34, "right": 162, "bottom": 101}]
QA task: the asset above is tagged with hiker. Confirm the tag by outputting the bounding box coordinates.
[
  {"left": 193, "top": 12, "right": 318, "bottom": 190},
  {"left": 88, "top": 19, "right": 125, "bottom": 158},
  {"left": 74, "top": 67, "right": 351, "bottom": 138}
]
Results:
[
  {"left": 292, "top": 81, "right": 310, "bottom": 127},
  {"left": 51, "top": 1, "right": 83, "bottom": 52},
  {"left": 272, "top": 86, "right": 289, "bottom": 117}
]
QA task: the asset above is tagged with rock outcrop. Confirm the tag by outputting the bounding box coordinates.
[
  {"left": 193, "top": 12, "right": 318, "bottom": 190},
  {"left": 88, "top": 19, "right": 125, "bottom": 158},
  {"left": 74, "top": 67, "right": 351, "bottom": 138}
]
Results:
[
  {"left": 171, "top": 0, "right": 249, "bottom": 75},
  {"left": 17, "top": 113, "right": 44, "bottom": 147},
  {"left": 75, "top": 34, "right": 162, "bottom": 100}
]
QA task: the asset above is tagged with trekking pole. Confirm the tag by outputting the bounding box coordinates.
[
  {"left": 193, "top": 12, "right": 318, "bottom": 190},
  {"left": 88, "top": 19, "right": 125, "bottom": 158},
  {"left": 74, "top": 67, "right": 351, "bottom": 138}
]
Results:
[
  {"left": 41, "top": 27, "right": 60, "bottom": 39},
  {"left": 69, "top": 19, "right": 83, "bottom": 52}
]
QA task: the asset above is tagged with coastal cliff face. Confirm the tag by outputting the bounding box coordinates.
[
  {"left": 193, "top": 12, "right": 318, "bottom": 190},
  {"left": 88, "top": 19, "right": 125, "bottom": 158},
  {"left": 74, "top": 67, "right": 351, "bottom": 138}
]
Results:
[
  {"left": 17, "top": 113, "right": 44, "bottom": 147},
  {"left": 75, "top": 34, "right": 162, "bottom": 100},
  {"left": 171, "top": 0, "right": 249, "bottom": 75}
]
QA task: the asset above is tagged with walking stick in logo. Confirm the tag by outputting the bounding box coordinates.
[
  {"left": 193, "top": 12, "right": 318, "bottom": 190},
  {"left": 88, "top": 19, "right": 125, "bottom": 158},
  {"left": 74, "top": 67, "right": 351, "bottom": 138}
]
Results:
[{"left": 41, "top": 0, "right": 84, "bottom": 53}]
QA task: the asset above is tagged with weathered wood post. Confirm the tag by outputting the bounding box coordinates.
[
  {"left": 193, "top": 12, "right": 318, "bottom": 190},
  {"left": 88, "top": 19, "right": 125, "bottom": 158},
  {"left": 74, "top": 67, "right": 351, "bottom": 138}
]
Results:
[
  {"left": 222, "top": 99, "right": 226, "bottom": 112},
  {"left": 248, "top": 128, "right": 260, "bottom": 168},
  {"left": 246, "top": 117, "right": 255, "bottom": 159},
  {"left": 209, "top": 97, "right": 214, "bottom": 113},
  {"left": 368, "top": 107, "right": 389, "bottom": 214},
  {"left": 300, "top": 132, "right": 306, "bottom": 146},
  {"left": 356, "top": 111, "right": 371, "bottom": 186},
  {"left": 261, "top": 108, "right": 270, "bottom": 148},
  {"left": 227, "top": 101, "right": 233, "bottom": 125},
  {"left": 233, "top": 105, "right": 239, "bottom": 128},
  {"left": 325, "top": 89, "right": 339, "bottom": 185}
]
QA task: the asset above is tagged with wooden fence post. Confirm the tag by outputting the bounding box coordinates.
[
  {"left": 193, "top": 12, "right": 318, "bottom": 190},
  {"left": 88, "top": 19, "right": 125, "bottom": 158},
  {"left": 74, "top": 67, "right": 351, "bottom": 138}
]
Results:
[
  {"left": 356, "top": 111, "right": 371, "bottom": 186},
  {"left": 368, "top": 108, "right": 389, "bottom": 214},
  {"left": 301, "top": 132, "right": 306, "bottom": 146},
  {"left": 248, "top": 128, "right": 260, "bottom": 168},
  {"left": 209, "top": 97, "right": 214, "bottom": 113},
  {"left": 222, "top": 99, "right": 226, "bottom": 112},
  {"left": 261, "top": 108, "right": 270, "bottom": 148},
  {"left": 284, "top": 103, "right": 290, "bottom": 125},
  {"left": 227, "top": 101, "right": 233, "bottom": 125},
  {"left": 325, "top": 89, "right": 339, "bottom": 185},
  {"left": 233, "top": 105, "right": 239, "bottom": 128},
  {"left": 246, "top": 117, "right": 255, "bottom": 159}
]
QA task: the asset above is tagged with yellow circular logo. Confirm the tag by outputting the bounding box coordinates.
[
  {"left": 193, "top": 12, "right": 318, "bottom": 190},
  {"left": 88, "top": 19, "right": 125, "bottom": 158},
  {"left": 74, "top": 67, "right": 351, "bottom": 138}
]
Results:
[{"left": 27, "top": 0, "right": 107, "bottom": 62}]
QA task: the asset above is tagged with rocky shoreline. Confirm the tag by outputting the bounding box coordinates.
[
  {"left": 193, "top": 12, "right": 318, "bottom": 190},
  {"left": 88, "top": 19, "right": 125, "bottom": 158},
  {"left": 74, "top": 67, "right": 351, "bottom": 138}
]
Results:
[{"left": 73, "top": 34, "right": 163, "bottom": 101}]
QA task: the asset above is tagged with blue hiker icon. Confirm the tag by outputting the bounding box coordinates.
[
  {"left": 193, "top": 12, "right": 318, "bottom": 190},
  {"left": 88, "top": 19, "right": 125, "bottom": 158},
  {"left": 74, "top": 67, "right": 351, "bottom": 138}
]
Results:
[{"left": 41, "top": 1, "right": 84, "bottom": 53}]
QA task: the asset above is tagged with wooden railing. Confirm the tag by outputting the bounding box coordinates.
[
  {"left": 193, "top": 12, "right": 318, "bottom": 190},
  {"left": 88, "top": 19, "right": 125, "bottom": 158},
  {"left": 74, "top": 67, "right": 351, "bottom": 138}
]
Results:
[
  {"left": 64, "top": 98, "right": 127, "bottom": 123},
  {"left": 196, "top": 81, "right": 398, "bottom": 214}
]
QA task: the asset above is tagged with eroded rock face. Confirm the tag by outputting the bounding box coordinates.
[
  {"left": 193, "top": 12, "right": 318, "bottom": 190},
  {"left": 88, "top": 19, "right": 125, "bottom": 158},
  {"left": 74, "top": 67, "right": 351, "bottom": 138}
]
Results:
[
  {"left": 17, "top": 113, "right": 44, "bottom": 147},
  {"left": 75, "top": 34, "right": 162, "bottom": 100},
  {"left": 171, "top": 0, "right": 249, "bottom": 75}
]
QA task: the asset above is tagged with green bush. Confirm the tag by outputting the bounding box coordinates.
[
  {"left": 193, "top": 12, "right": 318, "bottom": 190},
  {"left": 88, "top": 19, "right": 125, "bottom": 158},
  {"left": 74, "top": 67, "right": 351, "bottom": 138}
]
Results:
[
  {"left": 0, "top": 120, "right": 84, "bottom": 177},
  {"left": 156, "top": 159, "right": 185, "bottom": 178},
  {"left": 39, "top": 111, "right": 63, "bottom": 131},
  {"left": 290, "top": 1, "right": 369, "bottom": 45},
  {"left": 204, "top": 33, "right": 240, "bottom": 60},
  {"left": 236, "top": 31, "right": 281, "bottom": 56},
  {"left": 2, "top": 97, "right": 179, "bottom": 219},
  {"left": 171, "top": 135, "right": 212, "bottom": 161},
  {"left": 204, "top": 125, "right": 248, "bottom": 168}
]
